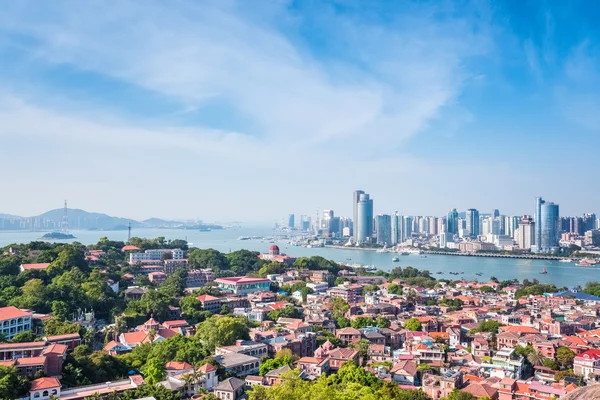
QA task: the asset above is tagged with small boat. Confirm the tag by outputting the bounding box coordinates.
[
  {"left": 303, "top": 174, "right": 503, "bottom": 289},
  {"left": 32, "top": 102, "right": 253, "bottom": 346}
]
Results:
[
  {"left": 392, "top": 257, "right": 400, "bottom": 262},
  {"left": 576, "top": 259, "right": 598, "bottom": 267},
  {"left": 540, "top": 267, "right": 548, "bottom": 274},
  {"left": 436, "top": 271, "right": 443, "bottom": 274},
  {"left": 421, "top": 255, "right": 427, "bottom": 258},
  {"left": 476, "top": 272, "right": 483, "bottom": 276},
  {"left": 559, "top": 259, "right": 572, "bottom": 263},
  {"left": 400, "top": 251, "right": 410, "bottom": 256}
]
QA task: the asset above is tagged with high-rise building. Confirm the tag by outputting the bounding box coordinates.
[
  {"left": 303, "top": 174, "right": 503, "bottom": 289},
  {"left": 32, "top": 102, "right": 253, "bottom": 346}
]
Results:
[
  {"left": 439, "top": 231, "right": 448, "bottom": 248},
  {"left": 429, "top": 217, "right": 438, "bottom": 236},
  {"left": 418, "top": 218, "right": 427, "bottom": 235},
  {"left": 287, "top": 214, "right": 295, "bottom": 229},
  {"left": 534, "top": 197, "right": 560, "bottom": 253},
  {"left": 540, "top": 202, "right": 560, "bottom": 252},
  {"left": 517, "top": 216, "right": 535, "bottom": 249},
  {"left": 403, "top": 216, "right": 413, "bottom": 241},
  {"left": 322, "top": 210, "right": 334, "bottom": 230},
  {"left": 352, "top": 190, "right": 365, "bottom": 241},
  {"left": 437, "top": 217, "right": 445, "bottom": 236},
  {"left": 466, "top": 209, "right": 480, "bottom": 237},
  {"left": 492, "top": 209, "right": 500, "bottom": 219},
  {"left": 376, "top": 214, "right": 392, "bottom": 245},
  {"left": 447, "top": 209, "right": 459, "bottom": 234},
  {"left": 391, "top": 212, "right": 400, "bottom": 245},
  {"left": 356, "top": 192, "right": 373, "bottom": 243}
]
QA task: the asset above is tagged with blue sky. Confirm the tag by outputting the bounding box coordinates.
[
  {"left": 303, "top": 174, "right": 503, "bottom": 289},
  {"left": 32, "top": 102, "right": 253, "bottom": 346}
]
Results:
[{"left": 1, "top": 0, "right": 599, "bottom": 222}]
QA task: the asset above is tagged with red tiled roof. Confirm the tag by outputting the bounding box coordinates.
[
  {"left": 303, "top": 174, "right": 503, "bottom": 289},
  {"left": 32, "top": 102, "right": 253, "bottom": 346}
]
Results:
[
  {"left": 31, "top": 377, "right": 60, "bottom": 391},
  {"left": 43, "top": 343, "right": 68, "bottom": 355},
  {"left": 197, "top": 294, "right": 220, "bottom": 302},
  {"left": 20, "top": 263, "right": 51, "bottom": 270},
  {"left": 576, "top": 348, "right": 600, "bottom": 361},
  {"left": 215, "top": 276, "right": 270, "bottom": 285},
  {"left": 0, "top": 306, "right": 31, "bottom": 320},
  {"left": 163, "top": 320, "right": 189, "bottom": 328},
  {"left": 15, "top": 356, "right": 46, "bottom": 366},
  {"left": 199, "top": 363, "right": 217, "bottom": 373},
  {"left": 122, "top": 331, "right": 150, "bottom": 345},
  {"left": 122, "top": 245, "right": 140, "bottom": 251},
  {"left": 165, "top": 361, "right": 192, "bottom": 370},
  {"left": 45, "top": 333, "right": 81, "bottom": 341}
]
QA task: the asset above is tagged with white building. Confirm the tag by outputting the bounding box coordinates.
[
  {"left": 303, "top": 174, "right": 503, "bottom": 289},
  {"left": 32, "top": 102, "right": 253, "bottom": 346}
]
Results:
[
  {"left": 0, "top": 306, "right": 32, "bottom": 340},
  {"left": 307, "top": 282, "right": 329, "bottom": 293},
  {"left": 129, "top": 248, "right": 185, "bottom": 262}
]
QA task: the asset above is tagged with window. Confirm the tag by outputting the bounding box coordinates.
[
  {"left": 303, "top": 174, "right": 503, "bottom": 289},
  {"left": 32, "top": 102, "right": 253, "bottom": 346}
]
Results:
[{"left": 43, "top": 391, "right": 48, "bottom": 397}]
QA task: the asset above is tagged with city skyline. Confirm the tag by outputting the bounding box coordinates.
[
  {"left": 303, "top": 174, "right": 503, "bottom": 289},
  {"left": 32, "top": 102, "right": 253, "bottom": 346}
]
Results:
[{"left": 2, "top": 1, "right": 600, "bottom": 221}]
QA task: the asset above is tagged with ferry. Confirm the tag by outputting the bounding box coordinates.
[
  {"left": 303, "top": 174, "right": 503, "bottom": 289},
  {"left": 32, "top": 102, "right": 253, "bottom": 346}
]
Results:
[
  {"left": 392, "top": 257, "right": 400, "bottom": 262},
  {"left": 237, "top": 236, "right": 250, "bottom": 240},
  {"left": 540, "top": 267, "right": 548, "bottom": 274}
]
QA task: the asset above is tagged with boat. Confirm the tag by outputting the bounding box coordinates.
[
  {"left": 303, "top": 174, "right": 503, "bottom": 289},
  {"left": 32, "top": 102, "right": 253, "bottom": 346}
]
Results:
[
  {"left": 392, "top": 257, "right": 400, "bottom": 262},
  {"left": 576, "top": 259, "right": 599, "bottom": 267},
  {"left": 421, "top": 255, "right": 427, "bottom": 258},
  {"left": 540, "top": 267, "right": 548, "bottom": 274},
  {"left": 559, "top": 259, "right": 573, "bottom": 263},
  {"left": 237, "top": 236, "right": 250, "bottom": 240},
  {"left": 399, "top": 251, "right": 410, "bottom": 256},
  {"left": 436, "top": 271, "right": 444, "bottom": 274},
  {"left": 476, "top": 272, "right": 483, "bottom": 276}
]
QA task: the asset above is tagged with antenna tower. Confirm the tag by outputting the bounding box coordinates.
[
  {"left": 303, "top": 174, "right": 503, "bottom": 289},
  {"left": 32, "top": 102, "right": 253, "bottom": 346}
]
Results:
[
  {"left": 128, "top": 222, "right": 132, "bottom": 243},
  {"left": 61, "top": 200, "right": 69, "bottom": 234}
]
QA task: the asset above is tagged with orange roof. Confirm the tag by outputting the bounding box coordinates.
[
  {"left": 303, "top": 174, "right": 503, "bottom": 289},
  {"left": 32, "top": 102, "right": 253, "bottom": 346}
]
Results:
[
  {"left": 31, "top": 377, "right": 60, "bottom": 391},
  {"left": 165, "top": 361, "right": 192, "bottom": 370},
  {"left": 163, "top": 320, "right": 189, "bottom": 328},
  {"left": 197, "top": 294, "right": 220, "bottom": 302},
  {"left": 15, "top": 356, "right": 46, "bottom": 366},
  {"left": 429, "top": 332, "right": 449, "bottom": 339},
  {"left": 122, "top": 245, "right": 140, "bottom": 251},
  {"left": 0, "top": 360, "right": 14, "bottom": 367},
  {"left": 0, "top": 306, "right": 31, "bottom": 320},
  {"left": 122, "top": 331, "right": 150, "bottom": 345},
  {"left": 43, "top": 343, "right": 68, "bottom": 355},
  {"left": 20, "top": 263, "right": 51, "bottom": 270},
  {"left": 500, "top": 326, "right": 540, "bottom": 334},
  {"left": 198, "top": 363, "right": 217, "bottom": 373}
]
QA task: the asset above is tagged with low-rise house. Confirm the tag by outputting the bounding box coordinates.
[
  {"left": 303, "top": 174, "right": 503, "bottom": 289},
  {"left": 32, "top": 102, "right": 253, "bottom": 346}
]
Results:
[
  {"left": 214, "top": 377, "right": 246, "bottom": 400},
  {"left": 215, "top": 276, "right": 271, "bottom": 295},
  {"left": 574, "top": 348, "right": 600, "bottom": 382},
  {"left": 215, "top": 352, "right": 260, "bottom": 377},
  {"left": 327, "top": 347, "right": 359, "bottom": 372},
  {"left": 335, "top": 327, "right": 361, "bottom": 345},
  {"left": 390, "top": 360, "right": 418, "bottom": 385},
  {"left": 216, "top": 340, "right": 269, "bottom": 358},
  {"left": 0, "top": 306, "right": 33, "bottom": 340},
  {"left": 196, "top": 294, "right": 222, "bottom": 313},
  {"left": 296, "top": 356, "right": 329, "bottom": 379}
]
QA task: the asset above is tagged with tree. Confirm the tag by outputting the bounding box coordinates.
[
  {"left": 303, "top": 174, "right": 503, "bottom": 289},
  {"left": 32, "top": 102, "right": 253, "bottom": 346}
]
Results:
[
  {"left": 480, "top": 286, "right": 495, "bottom": 293},
  {"left": 442, "top": 390, "right": 477, "bottom": 400},
  {"left": 350, "top": 339, "right": 371, "bottom": 361},
  {"left": 527, "top": 350, "right": 545, "bottom": 367},
  {"left": 226, "top": 250, "right": 263, "bottom": 274},
  {"left": 141, "top": 358, "right": 165, "bottom": 385},
  {"left": 43, "top": 318, "right": 81, "bottom": 336},
  {"left": 543, "top": 359, "right": 559, "bottom": 370},
  {"left": 351, "top": 317, "right": 375, "bottom": 329},
  {"left": 405, "top": 318, "right": 422, "bottom": 332},
  {"left": 470, "top": 320, "right": 502, "bottom": 334},
  {"left": 259, "top": 349, "right": 296, "bottom": 376},
  {"left": 51, "top": 300, "right": 71, "bottom": 321},
  {"left": 10, "top": 330, "right": 37, "bottom": 343},
  {"left": 188, "top": 249, "right": 229, "bottom": 271},
  {"left": 332, "top": 297, "right": 350, "bottom": 320},
  {"left": 387, "top": 283, "right": 402, "bottom": 295},
  {"left": 0, "top": 366, "right": 30, "bottom": 399},
  {"left": 195, "top": 316, "right": 250, "bottom": 351},
  {"left": 376, "top": 316, "right": 391, "bottom": 328},
  {"left": 267, "top": 305, "right": 300, "bottom": 321},
  {"left": 556, "top": 347, "right": 576, "bottom": 369},
  {"left": 405, "top": 289, "right": 417, "bottom": 305},
  {"left": 362, "top": 284, "right": 379, "bottom": 295}
]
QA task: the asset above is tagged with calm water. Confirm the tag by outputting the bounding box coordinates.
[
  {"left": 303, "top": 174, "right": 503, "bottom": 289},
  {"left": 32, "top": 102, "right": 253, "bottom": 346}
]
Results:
[{"left": 1, "top": 228, "right": 597, "bottom": 289}]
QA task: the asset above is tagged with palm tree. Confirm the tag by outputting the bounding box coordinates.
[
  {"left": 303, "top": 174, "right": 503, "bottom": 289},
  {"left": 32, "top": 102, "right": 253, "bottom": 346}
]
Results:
[{"left": 527, "top": 350, "right": 545, "bottom": 366}]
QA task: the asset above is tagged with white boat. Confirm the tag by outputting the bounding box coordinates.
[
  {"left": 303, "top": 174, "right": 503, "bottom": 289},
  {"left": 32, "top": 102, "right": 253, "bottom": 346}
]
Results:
[
  {"left": 392, "top": 257, "right": 400, "bottom": 262},
  {"left": 559, "top": 259, "right": 572, "bottom": 263}
]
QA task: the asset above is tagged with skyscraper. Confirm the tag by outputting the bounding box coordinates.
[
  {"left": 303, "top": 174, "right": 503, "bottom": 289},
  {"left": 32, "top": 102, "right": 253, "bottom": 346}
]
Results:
[
  {"left": 403, "top": 216, "right": 413, "bottom": 241},
  {"left": 447, "top": 208, "right": 459, "bottom": 234},
  {"left": 534, "top": 197, "right": 560, "bottom": 253},
  {"left": 540, "top": 201, "right": 560, "bottom": 252},
  {"left": 518, "top": 216, "right": 535, "bottom": 249},
  {"left": 466, "top": 209, "right": 480, "bottom": 237},
  {"left": 356, "top": 192, "right": 373, "bottom": 243},
  {"left": 376, "top": 214, "right": 392, "bottom": 245},
  {"left": 352, "top": 190, "right": 365, "bottom": 241},
  {"left": 491, "top": 209, "right": 500, "bottom": 219},
  {"left": 287, "top": 214, "right": 295, "bottom": 229},
  {"left": 391, "top": 212, "right": 400, "bottom": 245}
]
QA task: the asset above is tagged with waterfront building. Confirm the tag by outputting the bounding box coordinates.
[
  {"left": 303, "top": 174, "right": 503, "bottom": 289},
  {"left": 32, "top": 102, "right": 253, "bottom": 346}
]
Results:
[
  {"left": 214, "top": 276, "right": 271, "bottom": 295},
  {"left": 418, "top": 218, "right": 427, "bottom": 235},
  {"left": 403, "top": 216, "right": 413, "bottom": 241},
  {"left": 352, "top": 190, "right": 365, "bottom": 241},
  {"left": 429, "top": 217, "right": 438, "bottom": 236},
  {"left": 356, "top": 193, "right": 373, "bottom": 243},
  {"left": 447, "top": 208, "right": 459, "bottom": 235},
  {"left": 517, "top": 216, "right": 535, "bottom": 250},
  {"left": 534, "top": 197, "right": 560, "bottom": 253},
  {"left": 375, "top": 214, "right": 392, "bottom": 245},
  {"left": 437, "top": 217, "right": 445, "bottom": 236},
  {"left": 466, "top": 209, "right": 480, "bottom": 237},
  {"left": 390, "top": 212, "right": 400, "bottom": 245},
  {"left": 287, "top": 214, "right": 294, "bottom": 229},
  {"left": 439, "top": 231, "right": 448, "bottom": 248},
  {"left": 585, "top": 230, "right": 600, "bottom": 246}
]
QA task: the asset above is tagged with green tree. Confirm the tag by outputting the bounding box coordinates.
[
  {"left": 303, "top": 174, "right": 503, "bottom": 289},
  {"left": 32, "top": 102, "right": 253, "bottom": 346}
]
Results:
[
  {"left": 0, "top": 365, "right": 30, "bottom": 399},
  {"left": 43, "top": 318, "right": 81, "bottom": 336},
  {"left": 226, "top": 250, "right": 263, "bottom": 274},
  {"left": 332, "top": 297, "right": 350, "bottom": 320},
  {"left": 387, "top": 283, "right": 402, "bottom": 295},
  {"left": 188, "top": 249, "right": 229, "bottom": 271},
  {"left": 556, "top": 347, "right": 576, "bottom": 369},
  {"left": 470, "top": 320, "right": 502, "bottom": 334},
  {"left": 10, "top": 330, "right": 37, "bottom": 343},
  {"left": 442, "top": 390, "right": 478, "bottom": 400},
  {"left": 376, "top": 316, "right": 391, "bottom": 328},
  {"left": 351, "top": 317, "right": 375, "bottom": 329},
  {"left": 141, "top": 358, "right": 165, "bottom": 385},
  {"left": 51, "top": 300, "right": 71, "bottom": 321},
  {"left": 349, "top": 339, "right": 371, "bottom": 361},
  {"left": 405, "top": 318, "right": 422, "bottom": 332},
  {"left": 195, "top": 316, "right": 250, "bottom": 351},
  {"left": 267, "top": 305, "right": 300, "bottom": 321}
]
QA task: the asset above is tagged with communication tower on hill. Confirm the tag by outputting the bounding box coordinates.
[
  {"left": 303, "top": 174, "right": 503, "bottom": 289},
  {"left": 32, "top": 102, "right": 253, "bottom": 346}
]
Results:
[{"left": 61, "top": 200, "right": 69, "bottom": 234}]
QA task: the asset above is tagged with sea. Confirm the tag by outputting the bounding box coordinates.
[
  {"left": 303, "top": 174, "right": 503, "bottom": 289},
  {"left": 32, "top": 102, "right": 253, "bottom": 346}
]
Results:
[{"left": 0, "top": 227, "right": 597, "bottom": 289}]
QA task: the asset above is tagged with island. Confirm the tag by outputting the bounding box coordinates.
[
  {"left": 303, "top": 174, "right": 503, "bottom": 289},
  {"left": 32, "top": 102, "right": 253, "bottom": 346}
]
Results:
[{"left": 40, "top": 231, "right": 76, "bottom": 240}]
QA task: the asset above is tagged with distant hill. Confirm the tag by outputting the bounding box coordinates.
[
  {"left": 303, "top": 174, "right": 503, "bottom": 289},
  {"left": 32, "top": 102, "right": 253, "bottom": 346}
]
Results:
[{"left": 0, "top": 208, "right": 221, "bottom": 231}]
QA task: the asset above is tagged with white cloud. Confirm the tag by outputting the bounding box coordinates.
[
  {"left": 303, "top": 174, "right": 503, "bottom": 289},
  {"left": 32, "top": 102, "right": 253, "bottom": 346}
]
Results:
[{"left": 0, "top": 0, "right": 498, "bottom": 220}]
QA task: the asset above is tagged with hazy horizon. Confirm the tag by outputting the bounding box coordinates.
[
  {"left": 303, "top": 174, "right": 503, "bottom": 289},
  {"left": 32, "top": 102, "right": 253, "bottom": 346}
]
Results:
[{"left": 2, "top": 1, "right": 599, "bottom": 222}]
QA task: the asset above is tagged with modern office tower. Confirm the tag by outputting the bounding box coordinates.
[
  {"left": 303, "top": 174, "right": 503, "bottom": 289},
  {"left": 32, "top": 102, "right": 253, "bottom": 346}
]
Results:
[
  {"left": 517, "top": 216, "right": 535, "bottom": 249},
  {"left": 403, "top": 216, "right": 413, "bottom": 240},
  {"left": 352, "top": 190, "right": 365, "bottom": 241},
  {"left": 376, "top": 214, "right": 392, "bottom": 245},
  {"left": 584, "top": 213, "right": 597, "bottom": 232},
  {"left": 391, "top": 212, "right": 400, "bottom": 245},
  {"left": 492, "top": 209, "right": 500, "bottom": 219},
  {"left": 322, "top": 210, "right": 334, "bottom": 230},
  {"left": 534, "top": 197, "right": 543, "bottom": 249},
  {"left": 330, "top": 217, "right": 341, "bottom": 236},
  {"left": 504, "top": 216, "right": 519, "bottom": 238},
  {"left": 457, "top": 217, "right": 466, "bottom": 230},
  {"left": 300, "top": 216, "right": 310, "bottom": 231},
  {"left": 287, "top": 214, "right": 295, "bottom": 229},
  {"left": 356, "top": 193, "right": 373, "bottom": 243},
  {"left": 447, "top": 208, "right": 459, "bottom": 234},
  {"left": 429, "top": 217, "right": 438, "bottom": 236},
  {"left": 540, "top": 201, "right": 560, "bottom": 252},
  {"left": 466, "top": 209, "right": 480, "bottom": 237},
  {"left": 482, "top": 218, "right": 493, "bottom": 237}
]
